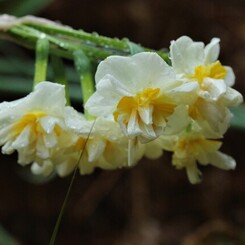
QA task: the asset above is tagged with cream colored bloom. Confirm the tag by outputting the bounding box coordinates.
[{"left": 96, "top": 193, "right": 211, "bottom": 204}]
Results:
[
  {"left": 0, "top": 81, "right": 74, "bottom": 166},
  {"left": 160, "top": 130, "right": 236, "bottom": 184},
  {"left": 49, "top": 117, "right": 129, "bottom": 176},
  {"left": 85, "top": 52, "right": 198, "bottom": 142},
  {"left": 170, "top": 36, "right": 243, "bottom": 137}
]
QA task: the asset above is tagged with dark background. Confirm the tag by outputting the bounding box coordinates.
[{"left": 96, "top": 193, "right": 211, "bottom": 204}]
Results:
[{"left": 0, "top": 0, "right": 245, "bottom": 244}]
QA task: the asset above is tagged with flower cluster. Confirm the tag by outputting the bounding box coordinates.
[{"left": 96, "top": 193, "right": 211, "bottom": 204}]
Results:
[{"left": 0, "top": 36, "right": 243, "bottom": 183}]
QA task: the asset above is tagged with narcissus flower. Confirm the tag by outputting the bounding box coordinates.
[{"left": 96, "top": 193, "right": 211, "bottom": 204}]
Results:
[
  {"left": 85, "top": 52, "right": 198, "bottom": 142},
  {"left": 52, "top": 117, "right": 129, "bottom": 176},
  {"left": 170, "top": 36, "right": 234, "bottom": 91},
  {"left": 0, "top": 81, "right": 74, "bottom": 166},
  {"left": 170, "top": 36, "right": 243, "bottom": 137},
  {"left": 160, "top": 130, "right": 236, "bottom": 184}
]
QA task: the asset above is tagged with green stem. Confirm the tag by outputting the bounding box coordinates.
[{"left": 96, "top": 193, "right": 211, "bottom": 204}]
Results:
[
  {"left": 27, "top": 21, "right": 129, "bottom": 51},
  {"left": 73, "top": 49, "right": 95, "bottom": 120},
  {"left": 33, "top": 37, "right": 49, "bottom": 87},
  {"left": 8, "top": 25, "right": 117, "bottom": 61},
  {"left": 80, "top": 72, "right": 95, "bottom": 120},
  {"left": 0, "top": 19, "right": 170, "bottom": 62}
]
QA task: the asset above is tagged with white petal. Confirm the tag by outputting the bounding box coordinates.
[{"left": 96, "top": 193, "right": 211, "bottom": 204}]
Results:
[
  {"left": 36, "top": 137, "right": 49, "bottom": 159},
  {"left": 32, "top": 82, "right": 66, "bottom": 114},
  {"left": 31, "top": 161, "right": 54, "bottom": 176},
  {"left": 0, "top": 124, "right": 14, "bottom": 145},
  {"left": 170, "top": 36, "right": 204, "bottom": 74},
  {"left": 85, "top": 75, "right": 130, "bottom": 117},
  {"left": 221, "top": 87, "right": 243, "bottom": 107},
  {"left": 194, "top": 99, "right": 231, "bottom": 138},
  {"left": 0, "top": 81, "right": 66, "bottom": 121},
  {"left": 139, "top": 123, "right": 157, "bottom": 142},
  {"left": 96, "top": 52, "right": 175, "bottom": 93},
  {"left": 208, "top": 151, "right": 236, "bottom": 170},
  {"left": 131, "top": 52, "right": 176, "bottom": 90},
  {"left": 64, "top": 106, "right": 86, "bottom": 132},
  {"left": 204, "top": 38, "right": 220, "bottom": 64},
  {"left": 87, "top": 138, "right": 106, "bottom": 162},
  {"left": 1, "top": 141, "right": 15, "bottom": 155},
  {"left": 201, "top": 78, "right": 226, "bottom": 100},
  {"left": 95, "top": 55, "right": 139, "bottom": 86},
  {"left": 17, "top": 147, "right": 35, "bottom": 165},
  {"left": 39, "top": 116, "right": 58, "bottom": 134},
  {"left": 56, "top": 158, "right": 77, "bottom": 177},
  {"left": 43, "top": 132, "right": 58, "bottom": 148},
  {"left": 11, "top": 125, "right": 31, "bottom": 149},
  {"left": 169, "top": 81, "right": 199, "bottom": 104},
  {"left": 164, "top": 105, "right": 190, "bottom": 135},
  {"left": 224, "top": 66, "right": 235, "bottom": 87},
  {"left": 186, "top": 163, "right": 202, "bottom": 184},
  {"left": 127, "top": 109, "right": 141, "bottom": 137},
  {"left": 138, "top": 106, "right": 153, "bottom": 125},
  {"left": 79, "top": 152, "right": 96, "bottom": 175}
]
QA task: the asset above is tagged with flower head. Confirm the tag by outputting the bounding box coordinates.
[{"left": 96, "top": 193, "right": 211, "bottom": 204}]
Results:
[
  {"left": 0, "top": 81, "right": 74, "bottom": 165},
  {"left": 160, "top": 129, "right": 236, "bottom": 184},
  {"left": 170, "top": 36, "right": 243, "bottom": 137},
  {"left": 49, "top": 117, "right": 129, "bottom": 176},
  {"left": 85, "top": 52, "right": 198, "bottom": 142}
]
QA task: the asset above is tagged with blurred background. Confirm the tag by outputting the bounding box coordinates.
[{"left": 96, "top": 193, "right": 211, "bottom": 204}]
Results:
[{"left": 0, "top": 0, "right": 245, "bottom": 244}]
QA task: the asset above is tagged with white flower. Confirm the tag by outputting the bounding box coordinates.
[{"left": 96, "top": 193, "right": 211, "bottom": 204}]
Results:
[
  {"left": 50, "top": 117, "right": 129, "bottom": 176},
  {"left": 85, "top": 52, "right": 198, "bottom": 142},
  {"left": 0, "top": 81, "right": 74, "bottom": 165},
  {"left": 170, "top": 36, "right": 243, "bottom": 137},
  {"left": 160, "top": 130, "right": 236, "bottom": 184},
  {"left": 170, "top": 36, "right": 234, "bottom": 89}
]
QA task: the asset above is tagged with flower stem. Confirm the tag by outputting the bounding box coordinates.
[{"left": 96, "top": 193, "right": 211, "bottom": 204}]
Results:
[
  {"left": 33, "top": 37, "right": 49, "bottom": 87},
  {"left": 0, "top": 16, "right": 170, "bottom": 63},
  {"left": 73, "top": 49, "right": 95, "bottom": 120}
]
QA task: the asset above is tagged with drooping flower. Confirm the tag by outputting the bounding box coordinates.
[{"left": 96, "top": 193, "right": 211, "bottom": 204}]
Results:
[
  {"left": 170, "top": 36, "right": 243, "bottom": 137},
  {"left": 160, "top": 129, "right": 236, "bottom": 184},
  {"left": 0, "top": 81, "right": 75, "bottom": 166},
  {"left": 85, "top": 52, "right": 198, "bottom": 142},
  {"left": 47, "top": 116, "right": 129, "bottom": 176}
]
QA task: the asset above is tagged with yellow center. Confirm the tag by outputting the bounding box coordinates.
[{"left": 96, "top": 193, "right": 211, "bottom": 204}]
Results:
[
  {"left": 113, "top": 87, "right": 175, "bottom": 126},
  {"left": 74, "top": 137, "right": 87, "bottom": 151},
  {"left": 193, "top": 61, "right": 227, "bottom": 84},
  {"left": 12, "top": 111, "right": 46, "bottom": 135},
  {"left": 175, "top": 135, "right": 221, "bottom": 160},
  {"left": 12, "top": 111, "right": 61, "bottom": 136}
]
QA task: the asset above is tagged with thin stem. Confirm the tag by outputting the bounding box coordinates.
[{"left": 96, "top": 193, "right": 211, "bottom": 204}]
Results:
[
  {"left": 33, "top": 37, "right": 49, "bottom": 87},
  {"left": 8, "top": 25, "right": 118, "bottom": 61},
  {"left": 80, "top": 72, "right": 95, "bottom": 120},
  {"left": 73, "top": 49, "right": 95, "bottom": 120},
  {"left": 27, "top": 22, "right": 129, "bottom": 51},
  {"left": 0, "top": 20, "right": 170, "bottom": 62}
]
